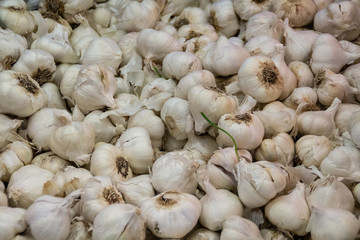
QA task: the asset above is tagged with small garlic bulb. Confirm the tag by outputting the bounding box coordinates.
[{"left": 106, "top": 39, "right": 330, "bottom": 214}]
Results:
[
  {"left": 216, "top": 112, "right": 264, "bottom": 150},
  {"left": 168, "top": 6, "right": 207, "bottom": 28},
  {"left": 282, "top": 87, "right": 318, "bottom": 110},
  {"left": 92, "top": 204, "right": 147, "bottom": 240},
  {"left": 80, "top": 176, "right": 124, "bottom": 223},
  {"left": 255, "top": 133, "right": 295, "bottom": 166},
  {"left": 7, "top": 165, "right": 54, "bottom": 208},
  {"left": 347, "top": 111, "right": 360, "bottom": 148},
  {"left": 151, "top": 150, "right": 198, "bottom": 194},
  {"left": 140, "top": 78, "right": 176, "bottom": 111},
  {"left": 27, "top": 108, "right": 72, "bottom": 151},
  {"left": 306, "top": 176, "right": 355, "bottom": 212},
  {"left": 208, "top": 0, "right": 240, "bottom": 37},
  {"left": 295, "top": 135, "right": 333, "bottom": 167},
  {"left": 244, "top": 35, "right": 281, "bottom": 58},
  {"left": 140, "top": 191, "right": 201, "bottom": 239},
  {"left": 0, "top": 207, "right": 27, "bottom": 240},
  {"left": 238, "top": 55, "right": 283, "bottom": 103},
  {"left": 116, "top": 174, "right": 155, "bottom": 206},
  {"left": 188, "top": 85, "right": 238, "bottom": 133},
  {"left": 90, "top": 143, "right": 132, "bottom": 183},
  {"left": 0, "top": 71, "right": 47, "bottom": 117},
  {"left": 115, "top": 127, "right": 154, "bottom": 174},
  {"left": 49, "top": 121, "right": 95, "bottom": 167},
  {"left": 335, "top": 103, "right": 360, "bottom": 135},
  {"left": 220, "top": 215, "right": 264, "bottom": 240},
  {"left": 265, "top": 182, "right": 310, "bottom": 236},
  {"left": 233, "top": 0, "right": 272, "bottom": 21},
  {"left": 31, "top": 151, "right": 70, "bottom": 174},
  {"left": 306, "top": 206, "right": 360, "bottom": 240},
  {"left": 288, "top": 61, "right": 314, "bottom": 87},
  {"left": 162, "top": 51, "right": 202, "bottom": 80}
]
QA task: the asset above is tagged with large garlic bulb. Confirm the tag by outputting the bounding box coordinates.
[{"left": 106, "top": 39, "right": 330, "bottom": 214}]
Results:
[
  {"left": 208, "top": 0, "right": 240, "bottom": 37},
  {"left": 220, "top": 215, "right": 264, "bottom": 240},
  {"left": 140, "top": 191, "right": 201, "bottom": 239}
]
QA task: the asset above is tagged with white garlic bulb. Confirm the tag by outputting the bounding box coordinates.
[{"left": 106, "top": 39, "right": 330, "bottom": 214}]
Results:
[
  {"left": 296, "top": 135, "right": 333, "bottom": 167},
  {"left": 305, "top": 206, "right": 360, "bottom": 240},
  {"left": 151, "top": 150, "right": 198, "bottom": 194},
  {"left": 162, "top": 51, "right": 202, "bottom": 80},
  {"left": 188, "top": 85, "right": 238, "bottom": 133},
  {"left": 161, "top": 0, "right": 198, "bottom": 22},
  {"left": 306, "top": 176, "right": 355, "bottom": 212},
  {"left": 335, "top": 103, "right": 360, "bottom": 135},
  {"left": 80, "top": 176, "right": 124, "bottom": 223},
  {"left": 0, "top": 114, "right": 22, "bottom": 148},
  {"left": 31, "top": 151, "right": 70, "bottom": 174},
  {"left": 49, "top": 121, "right": 95, "bottom": 167},
  {"left": 169, "top": 6, "right": 207, "bottom": 27},
  {"left": 42, "top": 83, "right": 67, "bottom": 109},
  {"left": 0, "top": 207, "right": 27, "bottom": 240},
  {"left": 0, "top": 70, "right": 47, "bottom": 117},
  {"left": 184, "top": 132, "right": 219, "bottom": 156},
  {"left": 115, "top": 127, "right": 154, "bottom": 174},
  {"left": 7, "top": 165, "right": 54, "bottom": 208},
  {"left": 347, "top": 111, "right": 360, "bottom": 148},
  {"left": 244, "top": 35, "right": 281, "bottom": 58},
  {"left": 59, "top": 64, "right": 84, "bottom": 100},
  {"left": 92, "top": 203, "right": 147, "bottom": 240},
  {"left": 90, "top": 143, "right": 132, "bottom": 183},
  {"left": 208, "top": 0, "right": 240, "bottom": 37},
  {"left": 282, "top": 87, "right": 318, "bottom": 110},
  {"left": 117, "top": 32, "right": 139, "bottom": 67},
  {"left": 288, "top": 61, "right": 314, "bottom": 87},
  {"left": 265, "top": 182, "right": 310, "bottom": 236},
  {"left": 140, "top": 191, "right": 201, "bottom": 239},
  {"left": 233, "top": 0, "right": 272, "bottom": 20},
  {"left": 140, "top": 78, "right": 176, "bottom": 111},
  {"left": 238, "top": 55, "right": 284, "bottom": 103},
  {"left": 220, "top": 215, "right": 264, "bottom": 240}
]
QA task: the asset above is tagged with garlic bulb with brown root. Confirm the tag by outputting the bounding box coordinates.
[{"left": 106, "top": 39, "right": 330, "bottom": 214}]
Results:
[
  {"left": 140, "top": 191, "right": 201, "bottom": 239},
  {"left": 0, "top": 27, "right": 27, "bottom": 70},
  {"left": 220, "top": 215, "right": 264, "bottom": 240},
  {"left": 233, "top": 0, "right": 272, "bottom": 21}
]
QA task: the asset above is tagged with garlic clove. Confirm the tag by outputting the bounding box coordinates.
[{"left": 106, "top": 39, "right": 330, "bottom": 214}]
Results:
[{"left": 288, "top": 61, "right": 314, "bottom": 87}]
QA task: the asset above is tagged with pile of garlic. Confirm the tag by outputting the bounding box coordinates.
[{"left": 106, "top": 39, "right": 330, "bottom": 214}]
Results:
[{"left": 1, "top": 0, "right": 360, "bottom": 239}]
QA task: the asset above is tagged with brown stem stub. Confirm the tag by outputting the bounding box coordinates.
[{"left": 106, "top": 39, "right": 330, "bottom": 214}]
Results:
[
  {"left": 16, "top": 73, "right": 40, "bottom": 95},
  {"left": 103, "top": 186, "right": 122, "bottom": 204},
  {"left": 226, "top": 113, "right": 252, "bottom": 125},
  {"left": 174, "top": 18, "right": 189, "bottom": 29},
  {"left": 33, "top": 69, "right": 54, "bottom": 86},
  {"left": 156, "top": 191, "right": 178, "bottom": 208},
  {"left": 116, "top": 156, "right": 129, "bottom": 178},
  {"left": 260, "top": 62, "right": 280, "bottom": 85}
]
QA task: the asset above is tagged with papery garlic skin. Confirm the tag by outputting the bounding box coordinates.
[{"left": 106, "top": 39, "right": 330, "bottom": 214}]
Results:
[
  {"left": 49, "top": 121, "right": 95, "bottom": 167},
  {"left": 335, "top": 103, "right": 360, "bottom": 135},
  {"left": 42, "top": 83, "right": 67, "bottom": 109},
  {"left": 238, "top": 56, "right": 283, "bottom": 103},
  {"left": 92, "top": 204, "right": 146, "bottom": 240},
  {"left": 0, "top": 207, "right": 27, "bottom": 240},
  {"left": 233, "top": 0, "right": 272, "bottom": 21},
  {"left": 220, "top": 215, "right": 264, "bottom": 240},
  {"left": 140, "top": 191, "right": 201, "bottom": 239},
  {"left": 288, "top": 61, "right": 314, "bottom": 87},
  {"left": 186, "top": 228, "right": 220, "bottom": 240},
  {"left": 31, "top": 151, "right": 70, "bottom": 174},
  {"left": 354, "top": 183, "right": 360, "bottom": 204},
  {"left": 244, "top": 35, "right": 281, "bottom": 58},
  {"left": 140, "top": 78, "right": 176, "bottom": 111},
  {"left": 306, "top": 206, "right": 360, "bottom": 240},
  {"left": 282, "top": 87, "right": 317, "bottom": 110},
  {"left": 0, "top": 114, "right": 22, "bottom": 148},
  {"left": 296, "top": 135, "right": 333, "bottom": 167},
  {"left": 162, "top": 51, "right": 202, "bottom": 80},
  {"left": 0, "top": 71, "right": 47, "bottom": 117},
  {"left": 265, "top": 183, "right": 310, "bottom": 236},
  {"left": 208, "top": 0, "right": 240, "bottom": 37},
  {"left": 347, "top": 111, "right": 360, "bottom": 148},
  {"left": 260, "top": 229, "right": 290, "bottom": 240},
  {"left": 59, "top": 64, "right": 84, "bottom": 100}
]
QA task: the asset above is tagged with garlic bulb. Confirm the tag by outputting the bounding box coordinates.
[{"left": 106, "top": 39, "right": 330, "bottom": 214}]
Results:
[
  {"left": 216, "top": 112, "right": 264, "bottom": 150},
  {"left": 282, "top": 87, "right": 318, "bottom": 110},
  {"left": 137, "top": 28, "right": 182, "bottom": 64},
  {"left": 235, "top": 160, "right": 287, "bottom": 208},
  {"left": 151, "top": 150, "right": 198, "bottom": 194},
  {"left": 335, "top": 103, "right": 360, "bottom": 135},
  {"left": 296, "top": 135, "right": 333, "bottom": 167},
  {"left": 288, "top": 61, "right": 314, "bottom": 87},
  {"left": 92, "top": 203, "right": 146, "bottom": 240},
  {"left": 184, "top": 132, "right": 219, "bottom": 155},
  {"left": 198, "top": 174, "right": 243, "bottom": 231},
  {"left": 140, "top": 78, "right": 176, "bottom": 111},
  {"left": 188, "top": 85, "right": 238, "bottom": 133},
  {"left": 43, "top": 166, "right": 92, "bottom": 197},
  {"left": 306, "top": 205, "right": 360, "bottom": 240},
  {"left": 310, "top": 33, "right": 360, "bottom": 75},
  {"left": 254, "top": 101, "right": 296, "bottom": 137},
  {"left": 255, "top": 133, "right": 295, "bottom": 166},
  {"left": 81, "top": 37, "right": 122, "bottom": 70},
  {"left": 31, "top": 24, "right": 79, "bottom": 64},
  {"left": 271, "top": 0, "right": 318, "bottom": 27},
  {"left": 244, "top": 35, "right": 281, "bottom": 58},
  {"left": 162, "top": 51, "right": 202, "bottom": 80},
  {"left": 161, "top": 0, "right": 197, "bottom": 22},
  {"left": 220, "top": 215, "right": 264, "bottom": 240},
  {"left": 283, "top": 19, "right": 319, "bottom": 63},
  {"left": 314, "top": 0, "right": 334, "bottom": 9},
  {"left": 0, "top": 114, "right": 22, "bottom": 148},
  {"left": 314, "top": 70, "right": 359, "bottom": 106},
  {"left": 320, "top": 145, "right": 360, "bottom": 182},
  {"left": 116, "top": 174, "right": 155, "bottom": 206},
  {"left": 0, "top": 141, "right": 33, "bottom": 182},
  {"left": 233, "top": 0, "right": 272, "bottom": 21},
  {"left": 314, "top": 1, "right": 360, "bottom": 41},
  {"left": 0, "top": 71, "right": 47, "bottom": 117},
  {"left": 90, "top": 143, "right": 132, "bottom": 183},
  {"left": 306, "top": 176, "right": 355, "bottom": 212},
  {"left": 31, "top": 151, "right": 70, "bottom": 174},
  {"left": 208, "top": 0, "right": 240, "bottom": 37},
  {"left": 347, "top": 111, "right": 360, "bottom": 148},
  {"left": 67, "top": 216, "right": 91, "bottom": 240},
  {"left": 7, "top": 165, "right": 54, "bottom": 208},
  {"left": 238, "top": 56, "right": 283, "bottom": 103},
  {"left": 175, "top": 70, "right": 216, "bottom": 100},
  {"left": 0, "top": 207, "right": 27, "bottom": 240},
  {"left": 169, "top": 7, "right": 207, "bottom": 29},
  {"left": 59, "top": 64, "right": 84, "bottom": 100},
  {"left": 80, "top": 176, "right": 124, "bottom": 223},
  {"left": 72, "top": 64, "right": 117, "bottom": 114},
  {"left": 0, "top": 0, "right": 36, "bottom": 36},
  {"left": 296, "top": 97, "right": 341, "bottom": 138},
  {"left": 265, "top": 182, "right": 310, "bottom": 236},
  {"left": 202, "top": 36, "right": 250, "bottom": 77},
  {"left": 245, "top": 11, "right": 284, "bottom": 42},
  {"left": 27, "top": 108, "right": 72, "bottom": 151},
  {"left": 12, "top": 49, "right": 56, "bottom": 85},
  {"left": 186, "top": 228, "right": 220, "bottom": 240},
  {"left": 140, "top": 191, "right": 201, "bottom": 239},
  {"left": 128, "top": 109, "right": 165, "bottom": 148},
  {"left": 42, "top": 83, "right": 67, "bottom": 109},
  {"left": 49, "top": 121, "right": 95, "bottom": 166},
  {"left": 115, "top": 127, "right": 154, "bottom": 174}
]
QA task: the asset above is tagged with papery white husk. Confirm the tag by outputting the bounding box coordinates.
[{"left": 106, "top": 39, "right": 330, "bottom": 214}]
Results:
[
  {"left": 162, "top": 51, "right": 202, "bottom": 80},
  {"left": 42, "top": 83, "right": 67, "bottom": 109},
  {"left": 0, "top": 114, "right": 22, "bottom": 149},
  {"left": 163, "top": 132, "right": 187, "bottom": 152},
  {"left": 49, "top": 121, "right": 95, "bottom": 167},
  {"left": 282, "top": 87, "right": 318, "bottom": 110},
  {"left": 0, "top": 70, "right": 47, "bottom": 117},
  {"left": 31, "top": 151, "right": 71, "bottom": 174},
  {"left": 140, "top": 191, "right": 201, "bottom": 239},
  {"left": 92, "top": 203, "right": 147, "bottom": 240},
  {"left": 243, "top": 35, "right": 281, "bottom": 58},
  {"left": 161, "top": 0, "right": 198, "bottom": 22},
  {"left": 288, "top": 61, "right": 314, "bottom": 87},
  {"left": 117, "top": 32, "right": 139, "bottom": 66},
  {"left": 184, "top": 132, "right": 219, "bottom": 155},
  {"left": 220, "top": 215, "right": 264, "bottom": 240},
  {"left": 0, "top": 207, "right": 27, "bottom": 240},
  {"left": 233, "top": 0, "right": 272, "bottom": 20},
  {"left": 140, "top": 78, "right": 176, "bottom": 111},
  {"left": 7, "top": 165, "right": 54, "bottom": 208}
]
